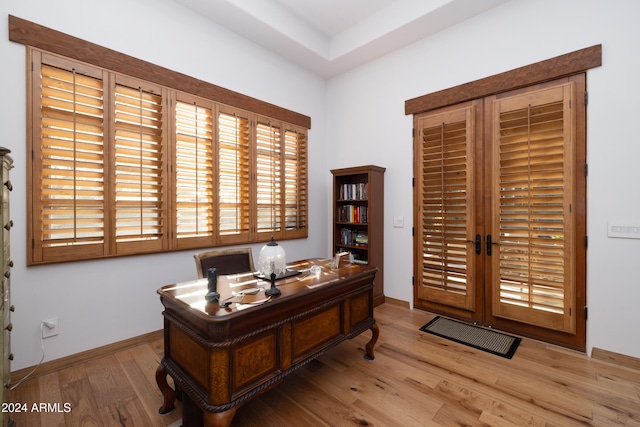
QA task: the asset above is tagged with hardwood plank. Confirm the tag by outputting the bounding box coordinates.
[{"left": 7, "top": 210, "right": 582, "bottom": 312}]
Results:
[
  {"left": 9, "top": 375, "right": 43, "bottom": 427},
  {"left": 100, "top": 395, "right": 155, "bottom": 427},
  {"left": 119, "top": 354, "right": 181, "bottom": 426},
  {"left": 86, "top": 355, "right": 137, "bottom": 407},
  {"left": 8, "top": 302, "right": 640, "bottom": 426},
  {"left": 592, "top": 347, "right": 640, "bottom": 371},
  {"left": 11, "top": 330, "right": 163, "bottom": 381},
  {"left": 60, "top": 377, "right": 106, "bottom": 426}
]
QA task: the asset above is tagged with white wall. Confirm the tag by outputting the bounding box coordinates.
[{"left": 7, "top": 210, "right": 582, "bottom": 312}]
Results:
[
  {"left": 0, "top": 0, "right": 328, "bottom": 370},
  {"left": 326, "top": 0, "right": 640, "bottom": 358},
  {"left": 2, "top": 0, "right": 639, "bottom": 371}
]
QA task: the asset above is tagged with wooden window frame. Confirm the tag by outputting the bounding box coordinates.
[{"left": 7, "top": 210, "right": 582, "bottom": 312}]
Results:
[{"left": 13, "top": 16, "right": 310, "bottom": 265}]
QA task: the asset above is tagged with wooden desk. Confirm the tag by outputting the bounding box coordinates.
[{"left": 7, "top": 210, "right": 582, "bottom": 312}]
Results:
[{"left": 156, "top": 258, "right": 379, "bottom": 427}]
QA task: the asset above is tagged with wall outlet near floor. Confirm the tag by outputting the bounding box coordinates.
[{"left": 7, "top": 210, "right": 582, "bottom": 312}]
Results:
[{"left": 42, "top": 317, "right": 59, "bottom": 338}]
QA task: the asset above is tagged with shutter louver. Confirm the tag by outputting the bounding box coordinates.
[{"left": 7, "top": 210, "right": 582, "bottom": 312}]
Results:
[
  {"left": 417, "top": 105, "right": 476, "bottom": 311},
  {"left": 497, "top": 104, "right": 566, "bottom": 309},
  {"left": 493, "top": 84, "right": 574, "bottom": 332},
  {"left": 219, "top": 111, "right": 250, "bottom": 243},
  {"left": 283, "top": 128, "right": 307, "bottom": 235},
  {"left": 175, "top": 101, "right": 214, "bottom": 242},
  {"left": 422, "top": 122, "right": 469, "bottom": 293},
  {"left": 256, "top": 121, "right": 282, "bottom": 237},
  {"left": 40, "top": 64, "right": 105, "bottom": 248},
  {"left": 114, "top": 84, "right": 164, "bottom": 245}
]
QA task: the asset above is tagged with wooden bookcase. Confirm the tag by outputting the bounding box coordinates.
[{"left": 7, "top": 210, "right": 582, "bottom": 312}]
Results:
[{"left": 331, "top": 165, "right": 385, "bottom": 306}]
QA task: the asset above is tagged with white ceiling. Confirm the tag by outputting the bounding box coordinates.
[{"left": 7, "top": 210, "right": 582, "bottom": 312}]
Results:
[{"left": 174, "top": 0, "right": 511, "bottom": 79}]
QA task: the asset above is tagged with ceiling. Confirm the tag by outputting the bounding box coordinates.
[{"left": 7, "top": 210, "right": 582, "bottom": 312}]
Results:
[{"left": 173, "top": 0, "right": 511, "bottom": 79}]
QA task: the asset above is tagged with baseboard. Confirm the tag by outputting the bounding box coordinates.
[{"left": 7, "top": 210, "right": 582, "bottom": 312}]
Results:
[
  {"left": 383, "top": 296, "right": 410, "bottom": 309},
  {"left": 11, "top": 329, "right": 163, "bottom": 381},
  {"left": 591, "top": 347, "right": 640, "bottom": 371}
]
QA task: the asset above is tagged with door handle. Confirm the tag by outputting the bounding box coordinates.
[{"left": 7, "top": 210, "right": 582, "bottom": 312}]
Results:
[
  {"left": 475, "top": 234, "right": 481, "bottom": 255},
  {"left": 486, "top": 234, "right": 492, "bottom": 256}
]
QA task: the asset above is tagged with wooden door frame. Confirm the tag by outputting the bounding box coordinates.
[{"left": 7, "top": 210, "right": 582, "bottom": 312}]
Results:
[{"left": 408, "top": 45, "right": 601, "bottom": 351}]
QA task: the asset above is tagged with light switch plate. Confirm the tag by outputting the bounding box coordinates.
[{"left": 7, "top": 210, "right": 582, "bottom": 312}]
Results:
[{"left": 607, "top": 222, "right": 640, "bottom": 239}]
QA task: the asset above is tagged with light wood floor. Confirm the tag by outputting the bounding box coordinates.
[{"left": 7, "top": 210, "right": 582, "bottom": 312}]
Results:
[{"left": 9, "top": 302, "right": 640, "bottom": 426}]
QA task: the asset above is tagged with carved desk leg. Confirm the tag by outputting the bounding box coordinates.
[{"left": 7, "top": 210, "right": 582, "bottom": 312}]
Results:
[
  {"left": 204, "top": 407, "right": 238, "bottom": 427},
  {"left": 155, "top": 363, "right": 176, "bottom": 414},
  {"left": 364, "top": 322, "right": 380, "bottom": 360}
]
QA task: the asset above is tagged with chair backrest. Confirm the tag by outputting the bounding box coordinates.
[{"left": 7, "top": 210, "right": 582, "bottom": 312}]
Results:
[{"left": 194, "top": 248, "right": 255, "bottom": 278}]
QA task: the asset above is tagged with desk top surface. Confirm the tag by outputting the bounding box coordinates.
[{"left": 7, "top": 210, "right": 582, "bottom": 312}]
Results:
[{"left": 158, "top": 258, "right": 377, "bottom": 318}]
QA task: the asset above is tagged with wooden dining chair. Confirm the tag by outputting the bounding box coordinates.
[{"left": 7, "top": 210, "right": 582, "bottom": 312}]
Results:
[{"left": 193, "top": 248, "right": 256, "bottom": 278}]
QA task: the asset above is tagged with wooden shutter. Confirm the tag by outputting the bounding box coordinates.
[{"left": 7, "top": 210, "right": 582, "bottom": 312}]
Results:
[
  {"left": 113, "top": 78, "right": 166, "bottom": 253},
  {"left": 174, "top": 96, "right": 214, "bottom": 248},
  {"left": 283, "top": 127, "right": 307, "bottom": 238},
  {"left": 28, "top": 48, "right": 311, "bottom": 264},
  {"left": 33, "top": 54, "right": 106, "bottom": 263},
  {"left": 218, "top": 108, "right": 251, "bottom": 244},
  {"left": 415, "top": 104, "right": 477, "bottom": 311},
  {"left": 490, "top": 83, "right": 575, "bottom": 333},
  {"left": 255, "top": 119, "right": 282, "bottom": 239}
]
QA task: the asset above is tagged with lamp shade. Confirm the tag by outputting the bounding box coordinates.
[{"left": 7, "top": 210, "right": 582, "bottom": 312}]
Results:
[{"left": 258, "top": 237, "right": 287, "bottom": 278}]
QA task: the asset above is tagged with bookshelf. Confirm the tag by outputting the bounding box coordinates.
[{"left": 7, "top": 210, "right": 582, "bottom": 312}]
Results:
[{"left": 331, "top": 165, "right": 385, "bottom": 306}]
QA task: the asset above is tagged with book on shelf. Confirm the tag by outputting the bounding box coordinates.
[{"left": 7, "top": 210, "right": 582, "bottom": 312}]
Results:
[
  {"left": 337, "top": 205, "right": 368, "bottom": 223},
  {"left": 339, "top": 182, "right": 368, "bottom": 200},
  {"left": 339, "top": 228, "right": 368, "bottom": 247},
  {"left": 355, "top": 232, "right": 368, "bottom": 246}
]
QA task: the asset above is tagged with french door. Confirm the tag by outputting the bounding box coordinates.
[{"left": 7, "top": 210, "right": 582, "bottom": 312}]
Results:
[{"left": 413, "top": 76, "right": 587, "bottom": 350}]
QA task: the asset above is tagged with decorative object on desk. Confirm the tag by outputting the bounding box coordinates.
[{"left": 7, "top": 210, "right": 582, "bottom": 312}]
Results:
[
  {"left": 258, "top": 237, "right": 287, "bottom": 296},
  {"left": 331, "top": 251, "right": 349, "bottom": 270},
  {"left": 205, "top": 268, "right": 220, "bottom": 303},
  {"left": 264, "top": 271, "right": 280, "bottom": 296},
  {"left": 258, "top": 237, "right": 287, "bottom": 277},
  {"left": 310, "top": 265, "right": 321, "bottom": 276}
]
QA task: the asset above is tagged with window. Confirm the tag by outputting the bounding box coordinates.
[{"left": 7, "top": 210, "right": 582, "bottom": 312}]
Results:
[
  {"left": 174, "top": 95, "right": 215, "bottom": 247},
  {"left": 34, "top": 55, "right": 107, "bottom": 262},
  {"left": 217, "top": 108, "right": 251, "bottom": 244},
  {"left": 28, "top": 49, "right": 308, "bottom": 265},
  {"left": 113, "top": 79, "right": 166, "bottom": 254}
]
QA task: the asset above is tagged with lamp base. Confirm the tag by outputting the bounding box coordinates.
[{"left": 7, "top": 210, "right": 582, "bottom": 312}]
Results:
[
  {"left": 205, "top": 291, "right": 220, "bottom": 303},
  {"left": 264, "top": 272, "right": 281, "bottom": 296}
]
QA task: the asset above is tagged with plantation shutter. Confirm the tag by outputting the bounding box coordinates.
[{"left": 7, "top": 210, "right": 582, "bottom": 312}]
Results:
[
  {"left": 416, "top": 105, "right": 476, "bottom": 310},
  {"left": 255, "top": 119, "right": 282, "bottom": 239},
  {"left": 490, "top": 83, "right": 575, "bottom": 333},
  {"left": 34, "top": 54, "right": 106, "bottom": 262},
  {"left": 28, "top": 48, "right": 309, "bottom": 265},
  {"left": 174, "top": 96, "right": 214, "bottom": 248},
  {"left": 113, "top": 78, "right": 166, "bottom": 253},
  {"left": 218, "top": 108, "right": 251, "bottom": 244},
  {"left": 283, "top": 127, "right": 307, "bottom": 237}
]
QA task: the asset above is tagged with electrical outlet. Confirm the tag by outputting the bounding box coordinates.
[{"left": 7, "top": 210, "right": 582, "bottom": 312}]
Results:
[{"left": 42, "top": 317, "right": 59, "bottom": 338}]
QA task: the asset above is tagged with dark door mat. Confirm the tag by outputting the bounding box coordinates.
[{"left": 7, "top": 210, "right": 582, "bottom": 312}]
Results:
[{"left": 420, "top": 316, "right": 521, "bottom": 359}]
